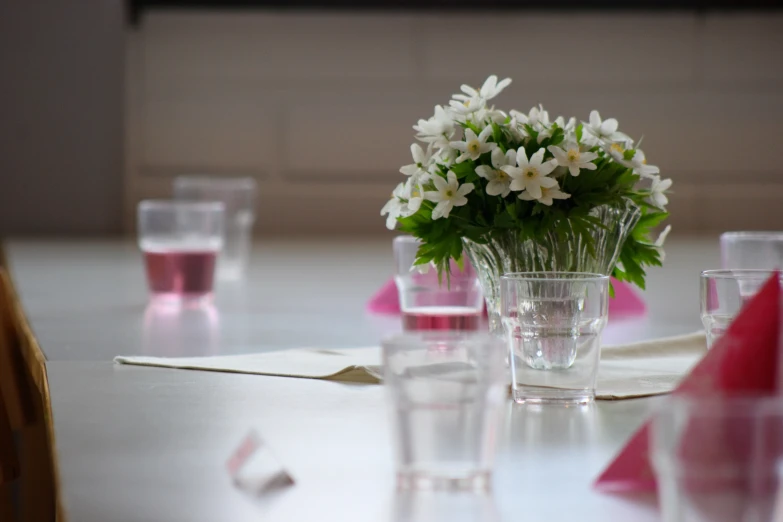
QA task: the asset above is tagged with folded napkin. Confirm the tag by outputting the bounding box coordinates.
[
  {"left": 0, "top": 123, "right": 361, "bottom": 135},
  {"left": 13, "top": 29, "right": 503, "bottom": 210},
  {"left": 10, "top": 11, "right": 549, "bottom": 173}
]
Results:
[
  {"left": 115, "top": 332, "right": 706, "bottom": 400},
  {"left": 367, "top": 277, "right": 647, "bottom": 318}
]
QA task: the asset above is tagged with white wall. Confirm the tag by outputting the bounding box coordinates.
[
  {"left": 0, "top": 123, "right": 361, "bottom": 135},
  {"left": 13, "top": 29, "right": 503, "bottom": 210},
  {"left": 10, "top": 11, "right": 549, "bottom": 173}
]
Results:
[{"left": 126, "top": 10, "right": 783, "bottom": 236}]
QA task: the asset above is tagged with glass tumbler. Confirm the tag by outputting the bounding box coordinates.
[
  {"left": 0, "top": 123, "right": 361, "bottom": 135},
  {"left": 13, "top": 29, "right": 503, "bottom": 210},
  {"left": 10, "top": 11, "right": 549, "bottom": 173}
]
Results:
[
  {"left": 501, "top": 272, "right": 609, "bottom": 404},
  {"left": 137, "top": 200, "right": 224, "bottom": 305},
  {"left": 382, "top": 332, "right": 506, "bottom": 491},
  {"left": 721, "top": 231, "right": 783, "bottom": 270},
  {"left": 652, "top": 396, "right": 783, "bottom": 522},
  {"left": 173, "top": 176, "right": 257, "bottom": 280},
  {"left": 393, "top": 236, "right": 483, "bottom": 331},
  {"left": 700, "top": 270, "right": 778, "bottom": 348}
]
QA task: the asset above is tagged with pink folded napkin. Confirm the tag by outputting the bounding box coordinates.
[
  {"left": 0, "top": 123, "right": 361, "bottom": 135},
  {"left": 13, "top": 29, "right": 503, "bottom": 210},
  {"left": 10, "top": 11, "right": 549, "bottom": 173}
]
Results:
[
  {"left": 366, "top": 277, "right": 646, "bottom": 317},
  {"left": 594, "top": 272, "right": 781, "bottom": 493}
]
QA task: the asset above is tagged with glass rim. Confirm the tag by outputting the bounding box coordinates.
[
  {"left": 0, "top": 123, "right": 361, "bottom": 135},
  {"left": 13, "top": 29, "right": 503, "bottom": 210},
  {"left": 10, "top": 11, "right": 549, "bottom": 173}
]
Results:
[
  {"left": 720, "top": 231, "right": 783, "bottom": 240},
  {"left": 392, "top": 235, "right": 421, "bottom": 246},
  {"left": 700, "top": 268, "right": 780, "bottom": 280},
  {"left": 138, "top": 199, "right": 225, "bottom": 213},
  {"left": 173, "top": 176, "right": 257, "bottom": 191},
  {"left": 501, "top": 271, "right": 609, "bottom": 282}
]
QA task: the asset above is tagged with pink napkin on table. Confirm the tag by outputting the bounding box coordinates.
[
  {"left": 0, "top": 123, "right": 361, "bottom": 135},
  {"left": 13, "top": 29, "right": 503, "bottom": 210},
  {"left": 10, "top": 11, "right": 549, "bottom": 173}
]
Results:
[
  {"left": 593, "top": 273, "right": 781, "bottom": 493},
  {"left": 366, "top": 277, "right": 646, "bottom": 317}
]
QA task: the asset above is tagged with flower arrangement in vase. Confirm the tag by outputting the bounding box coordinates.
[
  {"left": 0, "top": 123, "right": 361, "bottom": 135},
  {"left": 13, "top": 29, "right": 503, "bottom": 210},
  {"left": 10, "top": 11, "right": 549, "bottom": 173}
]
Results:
[{"left": 382, "top": 75, "right": 672, "bottom": 333}]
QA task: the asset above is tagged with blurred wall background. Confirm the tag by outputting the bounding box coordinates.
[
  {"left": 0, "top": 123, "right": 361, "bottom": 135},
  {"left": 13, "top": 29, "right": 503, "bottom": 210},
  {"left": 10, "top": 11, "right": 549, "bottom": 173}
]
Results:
[
  {"left": 2, "top": 3, "right": 782, "bottom": 236},
  {"left": 0, "top": 0, "right": 125, "bottom": 235}
]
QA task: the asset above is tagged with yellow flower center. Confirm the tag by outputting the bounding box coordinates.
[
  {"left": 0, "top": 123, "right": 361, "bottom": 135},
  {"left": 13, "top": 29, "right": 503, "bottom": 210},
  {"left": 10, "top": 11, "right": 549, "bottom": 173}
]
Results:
[
  {"left": 496, "top": 170, "right": 508, "bottom": 181},
  {"left": 467, "top": 140, "right": 481, "bottom": 154},
  {"left": 610, "top": 143, "right": 624, "bottom": 154},
  {"left": 445, "top": 189, "right": 454, "bottom": 198},
  {"left": 525, "top": 168, "right": 539, "bottom": 179},
  {"left": 567, "top": 149, "right": 580, "bottom": 162}
]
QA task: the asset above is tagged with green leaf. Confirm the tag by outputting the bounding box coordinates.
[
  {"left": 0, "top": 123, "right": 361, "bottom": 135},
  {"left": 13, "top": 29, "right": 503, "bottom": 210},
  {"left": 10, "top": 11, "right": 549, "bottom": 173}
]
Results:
[
  {"left": 450, "top": 161, "right": 474, "bottom": 179},
  {"left": 575, "top": 123, "right": 583, "bottom": 143}
]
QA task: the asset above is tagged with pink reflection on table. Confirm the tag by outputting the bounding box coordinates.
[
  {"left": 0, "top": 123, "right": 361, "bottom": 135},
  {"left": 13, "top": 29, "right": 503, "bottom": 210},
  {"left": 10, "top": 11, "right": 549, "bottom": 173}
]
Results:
[{"left": 142, "top": 301, "right": 220, "bottom": 357}]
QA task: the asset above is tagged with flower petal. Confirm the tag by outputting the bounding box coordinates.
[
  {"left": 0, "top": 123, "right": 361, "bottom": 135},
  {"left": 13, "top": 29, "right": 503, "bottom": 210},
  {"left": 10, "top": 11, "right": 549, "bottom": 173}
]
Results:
[
  {"left": 475, "top": 165, "right": 494, "bottom": 180},
  {"left": 489, "top": 148, "right": 505, "bottom": 169},
  {"left": 457, "top": 183, "right": 474, "bottom": 196},
  {"left": 547, "top": 145, "right": 567, "bottom": 164},
  {"left": 446, "top": 171, "right": 458, "bottom": 185},
  {"left": 516, "top": 147, "right": 529, "bottom": 167},
  {"left": 400, "top": 164, "right": 418, "bottom": 176},
  {"left": 530, "top": 148, "right": 546, "bottom": 166},
  {"left": 478, "top": 125, "right": 493, "bottom": 142},
  {"left": 539, "top": 177, "right": 558, "bottom": 189},
  {"left": 518, "top": 190, "right": 534, "bottom": 201},
  {"left": 431, "top": 175, "right": 447, "bottom": 191},
  {"left": 589, "top": 110, "right": 601, "bottom": 128},
  {"left": 538, "top": 159, "right": 558, "bottom": 176},
  {"left": 601, "top": 118, "right": 619, "bottom": 135},
  {"left": 526, "top": 181, "right": 542, "bottom": 199}
]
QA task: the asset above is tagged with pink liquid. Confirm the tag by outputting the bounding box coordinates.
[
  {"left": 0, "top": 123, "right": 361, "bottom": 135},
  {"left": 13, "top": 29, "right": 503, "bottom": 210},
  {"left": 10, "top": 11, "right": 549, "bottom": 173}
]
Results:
[
  {"left": 402, "top": 306, "right": 483, "bottom": 331},
  {"left": 143, "top": 249, "right": 217, "bottom": 300}
]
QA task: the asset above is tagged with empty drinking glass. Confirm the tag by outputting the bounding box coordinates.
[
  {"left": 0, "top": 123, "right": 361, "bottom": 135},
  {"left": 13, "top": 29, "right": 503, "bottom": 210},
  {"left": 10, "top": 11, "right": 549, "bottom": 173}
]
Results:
[
  {"left": 173, "top": 176, "right": 257, "bottom": 280},
  {"left": 137, "top": 200, "right": 224, "bottom": 305},
  {"left": 652, "top": 396, "right": 783, "bottom": 522},
  {"left": 501, "top": 272, "right": 609, "bottom": 404},
  {"left": 700, "top": 270, "right": 778, "bottom": 348},
  {"left": 382, "top": 332, "right": 506, "bottom": 491},
  {"left": 393, "top": 236, "right": 484, "bottom": 331},
  {"left": 721, "top": 231, "right": 783, "bottom": 270}
]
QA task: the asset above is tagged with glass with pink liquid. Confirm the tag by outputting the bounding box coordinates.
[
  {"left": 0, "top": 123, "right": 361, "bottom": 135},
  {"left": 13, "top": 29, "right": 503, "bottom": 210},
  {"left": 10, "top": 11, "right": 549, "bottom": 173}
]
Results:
[
  {"left": 393, "top": 236, "right": 484, "bottom": 332},
  {"left": 137, "top": 200, "right": 224, "bottom": 305}
]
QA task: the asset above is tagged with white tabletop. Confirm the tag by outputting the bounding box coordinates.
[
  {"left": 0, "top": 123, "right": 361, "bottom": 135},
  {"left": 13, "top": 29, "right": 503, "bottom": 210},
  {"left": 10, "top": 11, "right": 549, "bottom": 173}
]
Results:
[
  {"left": 5, "top": 237, "right": 720, "bottom": 522},
  {"left": 5, "top": 237, "right": 714, "bottom": 361}
]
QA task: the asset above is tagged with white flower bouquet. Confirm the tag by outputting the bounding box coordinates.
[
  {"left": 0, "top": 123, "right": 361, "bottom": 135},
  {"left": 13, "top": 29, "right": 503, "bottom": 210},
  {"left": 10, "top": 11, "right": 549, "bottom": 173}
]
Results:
[{"left": 381, "top": 75, "right": 671, "bottom": 290}]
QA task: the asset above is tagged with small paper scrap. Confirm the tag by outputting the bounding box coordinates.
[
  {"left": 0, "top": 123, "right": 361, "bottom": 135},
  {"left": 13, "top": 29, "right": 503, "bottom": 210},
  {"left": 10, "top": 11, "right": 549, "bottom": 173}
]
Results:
[{"left": 226, "top": 430, "right": 295, "bottom": 494}]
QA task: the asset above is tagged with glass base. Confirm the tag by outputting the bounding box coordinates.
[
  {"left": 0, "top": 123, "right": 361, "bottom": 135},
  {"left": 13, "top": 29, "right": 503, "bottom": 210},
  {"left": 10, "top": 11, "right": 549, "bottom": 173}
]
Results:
[
  {"left": 512, "top": 385, "right": 594, "bottom": 405},
  {"left": 396, "top": 471, "right": 491, "bottom": 492},
  {"left": 149, "top": 291, "right": 213, "bottom": 308}
]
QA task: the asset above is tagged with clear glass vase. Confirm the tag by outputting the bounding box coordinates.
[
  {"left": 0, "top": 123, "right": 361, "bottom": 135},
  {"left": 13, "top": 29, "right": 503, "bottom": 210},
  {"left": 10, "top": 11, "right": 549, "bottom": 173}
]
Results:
[{"left": 463, "top": 201, "right": 641, "bottom": 337}]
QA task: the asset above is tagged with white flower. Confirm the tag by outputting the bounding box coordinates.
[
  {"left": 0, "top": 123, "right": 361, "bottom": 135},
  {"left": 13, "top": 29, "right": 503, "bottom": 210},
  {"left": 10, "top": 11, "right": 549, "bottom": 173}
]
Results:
[
  {"left": 475, "top": 148, "right": 516, "bottom": 197},
  {"left": 547, "top": 141, "right": 598, "bottom": 176},
  {"left": 507, "top": 111, "right": 529, "bottom": 141},
  {"left": 454, "top": 75, "right": 512, "bottom": 103},
  {"left": 399, "top": 143, "right": 433, "bottom": 183},
  {"left": 652, "top": 225, "right": 672, "bottom": 262},
  {"left": 518, "top": 182, "right": 571, "bottom": 206},
  {"left": 414, "top": 105, "right": 455, "bottom": 147},
  {"left": 535, "top": 116, "right": 573, "bottom": 144},
  {"left": 448, "top": 96, "right": 486, "bottom": 116},
  {"left": 501, "top": 147, "right": 558, "bottom": 199},
  {"left": 380, "top": 182, "right": 407, "bottom": 230},
  {"left": 450, "top": 126, "right": 496, "bottom": 163},
  {"left": 512, "top": 105, "right": 550, "bottom": 131},
  {"left": 584, "top": 110, "right": 630, "bottom": 144},
  {"left": 618, "top": 148, "right": 660, "bottom": 178},
  {"left": 557, "top": 116, "right": 576, "bottom": 133},
  {"left": 649, "top": 176, "right": 673, "bottom": 209},
  {"left": 403, "top": 178, "right": 425, "bottom": 214},
  {"left": 425, "top": 171, "right": 474, "bottom": 219}
]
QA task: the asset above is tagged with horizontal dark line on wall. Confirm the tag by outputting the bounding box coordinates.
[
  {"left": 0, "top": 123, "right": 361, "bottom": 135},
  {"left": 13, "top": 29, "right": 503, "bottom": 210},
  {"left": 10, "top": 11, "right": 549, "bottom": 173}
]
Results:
[{"left": 127, "top": 0, "right": 783, "bottom": 25}]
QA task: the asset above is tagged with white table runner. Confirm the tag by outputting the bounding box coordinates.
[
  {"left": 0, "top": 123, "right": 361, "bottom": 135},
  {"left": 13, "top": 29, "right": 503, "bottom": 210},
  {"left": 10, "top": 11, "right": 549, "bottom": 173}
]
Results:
[{"left": 115, "top": 332, "right": 707, "bottom": 400}]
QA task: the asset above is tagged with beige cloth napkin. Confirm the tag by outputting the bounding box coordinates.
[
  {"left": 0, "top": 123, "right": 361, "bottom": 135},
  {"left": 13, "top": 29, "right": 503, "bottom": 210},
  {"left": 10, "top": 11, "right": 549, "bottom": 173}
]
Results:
[{"left": 114, "top": 332, "right": 707, "bottom": 400}]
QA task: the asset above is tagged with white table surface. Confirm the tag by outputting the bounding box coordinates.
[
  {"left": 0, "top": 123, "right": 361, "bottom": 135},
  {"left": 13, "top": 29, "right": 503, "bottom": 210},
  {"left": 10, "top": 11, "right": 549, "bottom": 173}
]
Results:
[{"left": 4, "top": 237, "right": 721, "bottom": 522}]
